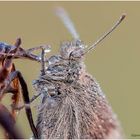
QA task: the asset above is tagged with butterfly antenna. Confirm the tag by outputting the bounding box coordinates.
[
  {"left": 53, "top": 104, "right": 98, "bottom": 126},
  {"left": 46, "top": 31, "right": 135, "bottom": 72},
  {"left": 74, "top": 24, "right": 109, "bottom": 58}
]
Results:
[
  {"left": 55, "top": 7, "right": 80, "bottom": 40},
  {"left": 84, "top": 14, "right": 126, "bottom": 55}
]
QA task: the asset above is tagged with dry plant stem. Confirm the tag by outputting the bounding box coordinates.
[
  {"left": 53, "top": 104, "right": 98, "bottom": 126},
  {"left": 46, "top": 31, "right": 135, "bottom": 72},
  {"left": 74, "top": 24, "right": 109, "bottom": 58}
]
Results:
[
  {"left": 0, "top": 104, "right": 24, "bottom": 139},
  {"left": 12, "top": 92, "right": 42, "bottom": 110},
  {"left": 9, "top": 71, "right": 38, "bottom": 138},
  {"left": 12, "top": 49, "right": 47, "bottom": 111},
  {"left": 0, "top": 38, "right": 50, "bottom": 62},
  {"left": 0, "top": 38, "right": 39, "bottom": 138}
]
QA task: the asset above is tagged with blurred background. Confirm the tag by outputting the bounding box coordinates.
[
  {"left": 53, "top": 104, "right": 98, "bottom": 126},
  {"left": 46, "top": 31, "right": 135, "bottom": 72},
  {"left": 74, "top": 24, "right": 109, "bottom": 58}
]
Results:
[{"left": 0, "top": 1, "right": 139, "bottom": 138}]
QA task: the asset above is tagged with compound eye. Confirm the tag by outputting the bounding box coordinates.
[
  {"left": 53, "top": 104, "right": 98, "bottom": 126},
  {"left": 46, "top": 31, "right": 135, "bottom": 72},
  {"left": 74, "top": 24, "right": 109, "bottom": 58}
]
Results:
[
  {"left": 70, "top": 48, "right": 84, "bottom": 59},
  {"left": 47, "top": 65, "right": 64, "bottom": 73},
  {"left": 48, "top": 56, "right": 61, "bottom": 65},
  {"left": 53, "top": 65, "right": 64, "bottom": 72},
  {"left": 54, "top": 65, "right": 64, "bottom": 72}
]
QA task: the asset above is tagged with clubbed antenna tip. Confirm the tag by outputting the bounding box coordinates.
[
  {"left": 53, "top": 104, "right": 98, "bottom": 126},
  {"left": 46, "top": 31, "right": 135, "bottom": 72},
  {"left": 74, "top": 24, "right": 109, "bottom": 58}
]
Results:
[{"left": 120, "top": 13, "right": 126, "bottom": 21}]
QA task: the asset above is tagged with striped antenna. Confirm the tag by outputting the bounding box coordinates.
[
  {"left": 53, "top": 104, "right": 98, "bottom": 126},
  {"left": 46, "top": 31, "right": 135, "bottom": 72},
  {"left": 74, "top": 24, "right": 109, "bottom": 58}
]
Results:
[
  {"left": 84, "top": 14, "right": 126, "bottom": 55},
  {"left": 55, "top": 7, "right": 80, "bottom": 39}
]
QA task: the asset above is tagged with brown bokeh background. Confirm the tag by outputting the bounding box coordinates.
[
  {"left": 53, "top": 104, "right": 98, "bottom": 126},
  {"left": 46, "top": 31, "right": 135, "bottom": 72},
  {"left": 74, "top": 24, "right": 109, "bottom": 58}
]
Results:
[{"left": 0, "top": 1, "right": 139, "bottom": 138}]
